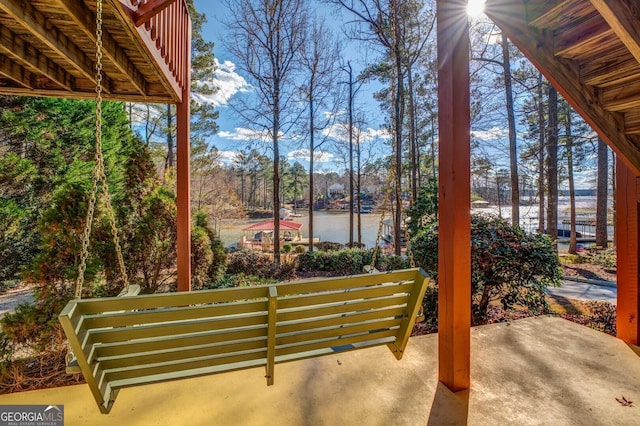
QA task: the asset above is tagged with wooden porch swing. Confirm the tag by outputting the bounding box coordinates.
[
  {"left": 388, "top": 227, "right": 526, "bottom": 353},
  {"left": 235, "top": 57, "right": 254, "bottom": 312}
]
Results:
[
  {"left": 56, "top": 0, "right": 429, "bottom": 414},
  {"left": 60, "top": 269, "right": 428, "bottom": 413}
]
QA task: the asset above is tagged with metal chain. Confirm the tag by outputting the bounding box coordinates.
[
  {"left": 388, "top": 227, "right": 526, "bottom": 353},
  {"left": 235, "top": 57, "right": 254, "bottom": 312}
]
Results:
[
  {"left": 369, "top": 164, "right": 396, "bottom": 271},
  {"left": 75, "top": 0, "right": 129, "bottom": 299},
  {"left": 404, "top": 224, "right": 416, "bottom": 268},
  {"left": 369, "top": 162, "right": 416, "bottom": 271}
]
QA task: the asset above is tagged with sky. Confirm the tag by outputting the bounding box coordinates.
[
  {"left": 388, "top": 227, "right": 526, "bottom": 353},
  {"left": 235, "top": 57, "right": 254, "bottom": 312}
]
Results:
[
  {"left": 188, "top": 0, "right": 598, "bottom": 189},
  {"left": 192, "top": 0, "right": 398, "bottom": 173}
]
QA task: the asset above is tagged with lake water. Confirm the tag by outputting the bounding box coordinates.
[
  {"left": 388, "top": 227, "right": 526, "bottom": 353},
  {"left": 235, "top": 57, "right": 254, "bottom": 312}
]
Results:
[
  {"left": 219, "top": 196, "right": 611, "bottom": 249},
  {"left": 219, "top": 211, "right": 384, "bottom": 248}
]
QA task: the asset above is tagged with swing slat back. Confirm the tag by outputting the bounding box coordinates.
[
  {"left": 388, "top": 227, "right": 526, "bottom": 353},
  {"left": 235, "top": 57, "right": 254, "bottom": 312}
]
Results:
[{"left": 59, "top": 268, "right": 429, "bottom": 414}]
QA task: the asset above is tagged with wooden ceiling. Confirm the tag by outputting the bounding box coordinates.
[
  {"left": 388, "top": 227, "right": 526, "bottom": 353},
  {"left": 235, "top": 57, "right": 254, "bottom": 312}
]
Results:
[
  {"left": 0, "top": 0, "right": 189, "bottom": 103},
  {"left": 485, "top": 0, "right": 640, "bottom": 174}
]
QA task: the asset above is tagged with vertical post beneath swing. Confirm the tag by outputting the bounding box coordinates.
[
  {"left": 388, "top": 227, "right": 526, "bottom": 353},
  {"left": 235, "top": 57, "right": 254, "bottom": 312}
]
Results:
[
  {"left": 616, "top": 158, "right": 640, "bottom": 345},
  {"left": 176, "top": 16, "right": 192, "bottom": 292},
  {"left": 436, "top": 0, "right": 471, "bottom": 391}
]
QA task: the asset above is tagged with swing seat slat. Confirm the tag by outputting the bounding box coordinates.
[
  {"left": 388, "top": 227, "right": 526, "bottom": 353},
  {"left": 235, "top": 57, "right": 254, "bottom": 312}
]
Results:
[{"left": 59, "top": 268, "right": 429, "bottom": 414}]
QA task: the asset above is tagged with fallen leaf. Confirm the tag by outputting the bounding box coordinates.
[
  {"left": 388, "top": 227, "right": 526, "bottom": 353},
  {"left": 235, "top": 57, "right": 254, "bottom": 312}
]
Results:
[{"left": 616, "top": 396, "right": 634, "bottom": 407}]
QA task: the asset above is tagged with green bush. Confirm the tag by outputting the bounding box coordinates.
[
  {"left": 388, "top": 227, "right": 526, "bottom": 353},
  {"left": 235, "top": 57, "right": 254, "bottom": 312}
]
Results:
[
  {"left": 560, "top": 254, "right": 586, "bottom": 265},
  {"left": 589, "top": 248, "right": 616, "bottom": 269},
  {"left": 282, "top": 243, "right": 293, "bottom": 253},
  {"left": 405, "top": 177, "right": 438, "bottom": 235},
  {"left": 226, "top": 249, "right": 275, "bottom": 279},
  {"left": 191, "top": 211, "right": 227, "bottom": 289},
  {"left": 207, "top": 273, "right": 277, "bottom": 289},
  {"left": 420, "top": 285, "right": 439, "bottom": 333},
  {"left": 313, "top": 242, "right": 344, "bottom": 251},
  {"left": 191, "top": 226, "right": 213, "bottom": 290},
  {"left": 297, "top": 248, "right": 409, "bottom": 275},
  {"left": 412, "top": 214, "right": 562, "bottom": 325},
  {"left": 585, "top": 301, "right": 616, "bottom": 335},
  {"left": 294, "top": 245, "right": 306, "bottom": 254}
]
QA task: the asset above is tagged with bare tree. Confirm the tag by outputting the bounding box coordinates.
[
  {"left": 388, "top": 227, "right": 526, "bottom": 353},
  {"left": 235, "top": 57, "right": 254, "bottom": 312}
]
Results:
[
  {"left": 299, "top": 18, "right": 342, "bottom": 251},
  {"left": 331, "top": 0, "right": 405, "bottom": 255},
  {"left": 502, "top": 36, "right": 519, "bottom": 226},
  {"left": 537, "top": 72, "right": 546, "bottom": 234},
  {"left": 596, "top": 137, "right": 608, "bottom": 248},
  {"left": 563, "top": 103, "right": 577, "bottom": 254},
  {"left": 400, "top": 0, "right": 434, "bottom": 203},
  {"left": 343, "top": 62, "right": 366, "bottom": 246},
  {"left": 546, "top": 85, "right": 558, "bottom": 248},
  {"left": 224, "top": 0, "right": 307, "bottom": 266}
]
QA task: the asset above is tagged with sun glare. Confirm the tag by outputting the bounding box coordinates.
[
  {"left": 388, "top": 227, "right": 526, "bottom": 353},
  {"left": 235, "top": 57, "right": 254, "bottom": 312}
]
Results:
[{"left": 467, "top": 0, "right": 486, "bottom": 18}]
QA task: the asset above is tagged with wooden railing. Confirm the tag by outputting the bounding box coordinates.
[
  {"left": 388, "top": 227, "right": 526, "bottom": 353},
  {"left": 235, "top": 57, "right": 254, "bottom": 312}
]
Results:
[{"left": 126, "top": 0, "right": 190, "bottom": 93}]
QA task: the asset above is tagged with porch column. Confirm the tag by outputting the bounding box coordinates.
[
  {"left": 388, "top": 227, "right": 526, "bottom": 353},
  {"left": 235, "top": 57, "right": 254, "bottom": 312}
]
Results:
[
  {"left": 176, "top": 18, "right": 192, "bottom": 292},
  {"left": 437, "top": 0, "right": 471, "bottom": 390},
  {"left": 616, "top": 158, "right": 640, "bottom": 345}
]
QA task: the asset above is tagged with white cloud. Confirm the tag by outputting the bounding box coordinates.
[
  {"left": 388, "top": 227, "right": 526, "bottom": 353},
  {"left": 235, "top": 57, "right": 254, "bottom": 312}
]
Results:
[
  {"left": 322, "top": 123, "right": 391, "bottom": 143},
  {"left": 287, "top": 149, "right": 335, "bottom": 163},
  {"left": 192, "top": 59, "right": 250, "bottom": 107},
  {"left": 218, "top": 127, "right": 284, "bottom": 143},
  {"left": 471, "top": 126, "right": 508, "bottom": 141},
  {"left": 217, "top": 150, "right": 238, "bottom": 164}
]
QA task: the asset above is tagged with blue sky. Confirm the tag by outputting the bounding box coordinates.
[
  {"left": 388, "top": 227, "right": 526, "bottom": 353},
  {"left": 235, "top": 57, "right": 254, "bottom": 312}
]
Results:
[
  {"left": 189, "top": 1, "right": 598, "bottom": 189},
  {"left": 192, "top": 0, "right": 393, "bottom": 173}
]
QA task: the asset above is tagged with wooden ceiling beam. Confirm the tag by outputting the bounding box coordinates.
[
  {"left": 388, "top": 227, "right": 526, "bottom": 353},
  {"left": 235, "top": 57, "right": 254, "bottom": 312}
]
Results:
[
  {"left": 624, "top": 110, "right": 640, "bottom": 135},
  {"left": 580, "top": 53, "right": 640, "bottom": 88},
  {"left": 0, "top": 25, "right": 74, "bottom": 91},
  {"left": 0, "top": 85, "right": 173, "bottom": 102},
  {"left": 485, "top": 0, "right": 640, "bottom": 175},
  {"left": 590, "top": 0, "right": 640, "bottom": 65},
  {"left": 0, "top": 0, "right": 112, "bottom": 93},
  {"left": 601, "top": 81, "right": 640, "bottom": 111},
  {"left": 554, "top": 17, "right": 614, "bottom": 59},
  {"left": 528, "top": 0, "right": 575, "bottom": 29},
  {"left": 0, "top": 53, "right": 32, "bottom": 88},
  {"left": 55, "top": 0, "right": 147, "bottom": 96}
]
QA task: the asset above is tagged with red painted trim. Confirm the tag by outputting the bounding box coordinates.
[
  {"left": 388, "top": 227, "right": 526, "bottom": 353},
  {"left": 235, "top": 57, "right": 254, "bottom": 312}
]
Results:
[
  {"left": 437, "top": 0, "right": 471, "bottom": 391},
  {"left": 616, "top": 159, "right": 640, "bottom": 344},
  {"left": 176, "top": 16, "right": 191, "bottom": 291},
  {"left": 134, "top": 0, "right": 177, "bottom": 27}
]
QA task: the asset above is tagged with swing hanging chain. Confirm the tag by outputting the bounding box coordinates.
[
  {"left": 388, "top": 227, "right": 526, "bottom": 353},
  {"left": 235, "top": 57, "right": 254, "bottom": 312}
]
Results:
[
  {"left": 75, "top": 0, "right": 129, "bottom": 300},
  {"left": 369, "top": 162, "right": 416, "bottom": 271},
  {"left": 369, "top": 163, "right": 396, "bottom": 271}
]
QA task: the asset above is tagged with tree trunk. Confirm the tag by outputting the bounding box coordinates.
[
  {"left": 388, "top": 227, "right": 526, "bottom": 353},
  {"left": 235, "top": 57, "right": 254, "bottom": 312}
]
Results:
[
  {"left": 496, "top": 174, "right": 502, "bottom": 217},
  {"left": 166, "top": 104, "right": 175, "bottom": 170},
  {"left": 611, "top": 151, "right": 616, "bottom": 246},
  {"left": 348, "top": 62, "right": 354, "bottom": 247},
  {"left": 537, "top": 73, "right": 546, "bottom": 234},
  {"left": 392, "top": 2, "right": 404, "bottom": 257},
  {"left": 308, "top": 93, "right": 315, "bottom": 252},
  {"left": 357, "top": 135, "right": 362, "bottom": 245},
  {"left": 407, "top": 65, "right": 418, "bottom": 204},
  {"left": 546, "top": 86, "right": 558, "bottom": 249},
  {"left": 502, "top": 36, "right": 519, "bottom": 227},
  {"left": 595, "top": 137, "right": 608, "bottom": 248},
  {"left": 565, "top": 108, "right": 577, "bottom": 254},
  {"left": 273, "top": 106, "right": 281, "bottom": 267}
]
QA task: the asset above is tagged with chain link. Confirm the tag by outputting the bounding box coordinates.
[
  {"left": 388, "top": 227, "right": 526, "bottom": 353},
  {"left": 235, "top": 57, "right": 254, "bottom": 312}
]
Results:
[
  {"left": 75, "top": 0, "right": 129, "bottom": 299},
  {"left": 369, "top": 163, "right": 416, "bottom": 271},
  {"left": 369, "top": 164, "right": 396, "bottom": 272}
]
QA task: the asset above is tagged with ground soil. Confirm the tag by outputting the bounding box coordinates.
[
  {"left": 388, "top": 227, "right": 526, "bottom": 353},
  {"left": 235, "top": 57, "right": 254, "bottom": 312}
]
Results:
[
  {"left": 562, "top": 262, "right": 616, "bottom": 282},
  {"left": 0, "top": 282, "right": 35, "bottom": 324}
]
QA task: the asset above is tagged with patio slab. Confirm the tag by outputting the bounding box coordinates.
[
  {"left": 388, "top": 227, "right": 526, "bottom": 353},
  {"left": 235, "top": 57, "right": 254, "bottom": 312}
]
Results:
[{"left": 0, "top": 316, "right": 638, "bottom": 425}]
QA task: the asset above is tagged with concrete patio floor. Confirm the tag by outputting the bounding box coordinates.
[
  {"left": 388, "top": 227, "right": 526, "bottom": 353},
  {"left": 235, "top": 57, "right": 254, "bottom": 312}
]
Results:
[{"left": 0, "top": 316, "right": 638, "bottom": 425}]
